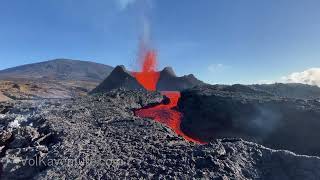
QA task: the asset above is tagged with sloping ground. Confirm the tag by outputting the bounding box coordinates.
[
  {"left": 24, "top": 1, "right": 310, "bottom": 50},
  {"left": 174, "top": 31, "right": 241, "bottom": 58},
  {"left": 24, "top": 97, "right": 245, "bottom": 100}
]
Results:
[
  {"left": 179, "top": 84, "right": 320, "bottom": 156},
  {"left": 0, "top": 80, "right": 98, "bottom": 100},
  {"left": 0, "top": 92, "right": 11, "bottom": 102},
  {"left": 0, "top": 59, "right": 113, "bottom": 82},
  {"left": 0, "top": 90, "right": 320, "bottom": 179},
  {"left": 90, "top": 66, "right": 144, "bottom": 94}
]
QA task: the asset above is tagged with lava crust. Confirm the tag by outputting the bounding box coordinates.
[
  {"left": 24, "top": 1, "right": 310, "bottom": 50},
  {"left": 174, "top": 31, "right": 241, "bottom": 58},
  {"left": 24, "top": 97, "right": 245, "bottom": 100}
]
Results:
[
  {"left": 0, "top": 89, "right": 320, "bottom": 179},
  {"left": 179, "top": 84, "right": 320, "bottom": 156}
]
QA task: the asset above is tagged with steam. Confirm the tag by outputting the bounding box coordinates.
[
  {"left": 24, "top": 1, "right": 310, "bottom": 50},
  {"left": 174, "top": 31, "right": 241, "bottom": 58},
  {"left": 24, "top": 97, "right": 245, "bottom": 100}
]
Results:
[
  {"left": 247, "top": 106, "right": 282, "bottom": 139},
  {"left": 282, "top": 68, "right": 320, "bottom": 87},
  {"left": 136, "top": 0, "right": 156, "bottom": 72},
  {"left": 122, "top": 0, "right": 156, "bottom": 72}
]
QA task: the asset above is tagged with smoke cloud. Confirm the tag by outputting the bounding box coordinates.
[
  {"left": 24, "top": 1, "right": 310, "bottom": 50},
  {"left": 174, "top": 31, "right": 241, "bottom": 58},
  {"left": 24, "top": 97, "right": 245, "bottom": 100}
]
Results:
[{"left": 282, "top": 68, "right": 320, "bottom": 87}]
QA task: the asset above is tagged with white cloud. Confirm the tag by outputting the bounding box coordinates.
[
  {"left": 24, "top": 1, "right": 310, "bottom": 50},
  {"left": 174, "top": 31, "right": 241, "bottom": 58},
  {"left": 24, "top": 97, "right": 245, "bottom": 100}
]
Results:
[
  {"left": 208, "top": 63, "right": 229, "bottom": 73},
  {"left": 116, "top": 0, "right": 137, "bottom": 10},
  {"left": 282, "top": 68, "right": 320, "bottom": 87}
]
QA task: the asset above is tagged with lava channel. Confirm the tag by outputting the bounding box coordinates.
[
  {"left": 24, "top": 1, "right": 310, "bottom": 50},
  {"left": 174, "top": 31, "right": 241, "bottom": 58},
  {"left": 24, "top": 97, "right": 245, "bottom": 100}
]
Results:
[{"left": 134, "top": 91, "right": 206, "bottom": 144}]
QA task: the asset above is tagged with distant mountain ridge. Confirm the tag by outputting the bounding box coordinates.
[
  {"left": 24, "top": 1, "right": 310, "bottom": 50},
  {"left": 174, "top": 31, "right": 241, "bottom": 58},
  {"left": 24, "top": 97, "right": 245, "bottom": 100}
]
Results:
[
  {"left": 0, "top": 59, "right": 113, "bottom": 82},
  {"left": 250, "top": 83, "right": 320, "bottom": 99}
]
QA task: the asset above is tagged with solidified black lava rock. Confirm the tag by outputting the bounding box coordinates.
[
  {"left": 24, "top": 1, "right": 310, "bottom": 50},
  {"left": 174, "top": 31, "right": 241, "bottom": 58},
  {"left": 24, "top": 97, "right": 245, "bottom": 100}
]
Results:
[
  {"left": 179, "top": 84, "right": 320, "bottom": 156},
  {"left": 90, "top": 65, "right": 145, "bottom": 94},
  {"left": 156, "top": 67, "right": 205, "bottom": 91},
  {"left": 1, "top": 89, "right": 320, "bottom": 179}
]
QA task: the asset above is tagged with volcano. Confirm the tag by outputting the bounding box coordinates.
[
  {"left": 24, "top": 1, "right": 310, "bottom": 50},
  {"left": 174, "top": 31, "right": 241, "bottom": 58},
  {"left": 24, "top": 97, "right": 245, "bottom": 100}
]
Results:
[
  {"left": 90, "top": 65, "right": 144, "bottom": 94},
  {"left": 157, "top": 67, "right": 204, "bottom": 91},
  {"left": 90, "top": 52, "right": 204, "bottom": 144},
  {"left": 91, "top": 66, "right": 204, "bottom": 93}
]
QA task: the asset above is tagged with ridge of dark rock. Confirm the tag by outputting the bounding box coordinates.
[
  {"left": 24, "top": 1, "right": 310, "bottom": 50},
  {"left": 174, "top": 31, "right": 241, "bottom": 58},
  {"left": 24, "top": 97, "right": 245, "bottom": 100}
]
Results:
[
  {"left": 179, "top": 84, "right": 320, "bottom": 156},
  {"left": 90, "top": 65, "right": 145, "bottom": 94},
  {"left": 161, "top": 67, "right": 177, "bottom": 77},
  {"left": 156, "top": 67, "right": 205, "bottom": 91},
  {"left": 251, "top": 83, "right": 320, "bottom": 99}
]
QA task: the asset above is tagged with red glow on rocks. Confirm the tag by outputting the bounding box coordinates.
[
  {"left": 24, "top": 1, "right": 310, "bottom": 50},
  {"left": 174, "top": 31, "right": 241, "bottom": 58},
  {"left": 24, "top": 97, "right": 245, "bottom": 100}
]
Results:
[
  {"left": 132, "top": 50, "right": 160, "bottom": 91},
  {"left": 135, "top": 91, "right": 206, "bottom": 144}
]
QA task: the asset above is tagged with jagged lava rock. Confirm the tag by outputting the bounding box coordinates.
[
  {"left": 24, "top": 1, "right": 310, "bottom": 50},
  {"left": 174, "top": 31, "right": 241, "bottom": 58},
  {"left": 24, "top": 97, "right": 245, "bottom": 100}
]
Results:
[
  {"left": 179, "top": 84, "right": 320, "bottom": 156},
  {"left": 1, "top": 90, "right": 320, "bottom": 179}
]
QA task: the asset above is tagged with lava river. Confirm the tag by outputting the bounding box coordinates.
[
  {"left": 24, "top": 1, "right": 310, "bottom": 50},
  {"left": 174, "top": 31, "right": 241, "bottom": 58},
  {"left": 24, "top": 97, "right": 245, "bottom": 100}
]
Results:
[
  {"left": 134, "top": 91, "right": 205, "bottom": 144},
  {"left": 132, "top": 49, "right": 205, "bottom": 144}
]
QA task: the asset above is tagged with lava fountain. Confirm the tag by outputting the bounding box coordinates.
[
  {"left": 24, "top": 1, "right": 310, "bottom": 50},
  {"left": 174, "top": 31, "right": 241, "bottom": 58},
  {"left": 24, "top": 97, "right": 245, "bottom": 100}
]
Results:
[
  {"left": 131, "top": 50, "right": 160, "bottom": 91},
  {"left": 132, "top": 50, "right": 205, "bottom": 144}
]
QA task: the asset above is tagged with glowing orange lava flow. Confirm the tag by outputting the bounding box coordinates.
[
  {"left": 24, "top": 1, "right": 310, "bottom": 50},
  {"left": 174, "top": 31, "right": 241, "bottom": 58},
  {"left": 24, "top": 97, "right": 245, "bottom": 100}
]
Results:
[
  {"left": 132, "top": 50, "right": 160, "bottom": 91},
  {"left": 134, "top": 91, "right": 206, "bottom": 144},
  {"left": 132, "top": 50, "right": 204, "bottom": 144}
]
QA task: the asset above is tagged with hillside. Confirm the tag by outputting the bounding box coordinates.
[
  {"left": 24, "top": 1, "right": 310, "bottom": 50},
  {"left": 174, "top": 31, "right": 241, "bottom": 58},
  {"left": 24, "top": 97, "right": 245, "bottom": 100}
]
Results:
[
  {"left": 251, "top": 83, "right": 320, "bottom": 99},
  {"left": 0, "top": 59, "right": 113, "bottom": 82}
]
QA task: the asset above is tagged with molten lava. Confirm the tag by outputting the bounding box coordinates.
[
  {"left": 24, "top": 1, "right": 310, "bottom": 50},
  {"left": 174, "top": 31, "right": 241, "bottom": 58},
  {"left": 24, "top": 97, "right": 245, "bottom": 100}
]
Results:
[
  {"left": 132, "top": 50, "right": 160, "bottom": 91},
  {"left": 134, "top": 91, "right": 205, "bottom": 144},
  {"left": 132, "top": 49, "right": 204, "bottom": 144}
]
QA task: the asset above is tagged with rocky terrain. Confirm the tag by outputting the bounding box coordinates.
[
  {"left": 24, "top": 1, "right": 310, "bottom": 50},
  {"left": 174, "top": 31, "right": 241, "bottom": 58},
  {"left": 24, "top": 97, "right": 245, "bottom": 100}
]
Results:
[
  {"left": 0, "top": 92, "right": 11, "bottom": 102},
  {"left": 0, "top": 59, "right": 115, "bottom": 101},
  {"left": 0, "top": 89, "right": 320, "bottom": 179},
  {"left": 1, "top": 61, "right": 320, "bottom": 179},
  {"left": 0, "top": 80, "right": 98, "bottom": 101},
  {"left": 179, "top": 84, "right": 320, "bottom": 156}
]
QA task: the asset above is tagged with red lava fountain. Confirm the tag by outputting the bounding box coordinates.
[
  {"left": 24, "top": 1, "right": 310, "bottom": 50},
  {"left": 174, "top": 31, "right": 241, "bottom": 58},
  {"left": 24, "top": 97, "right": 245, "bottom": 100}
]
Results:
[
  {"left": 131, "top": 50, "right": 160, "bottom": 91},
  {"left": 132, "top": 50, "right": 205, "bottom": 144}
]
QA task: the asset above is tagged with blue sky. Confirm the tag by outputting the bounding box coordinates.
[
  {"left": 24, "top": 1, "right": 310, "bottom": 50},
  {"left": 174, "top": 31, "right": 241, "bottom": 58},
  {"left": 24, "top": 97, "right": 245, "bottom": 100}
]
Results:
[{"left": 1, "top": 0, "right": 320, "bottom": 84}]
